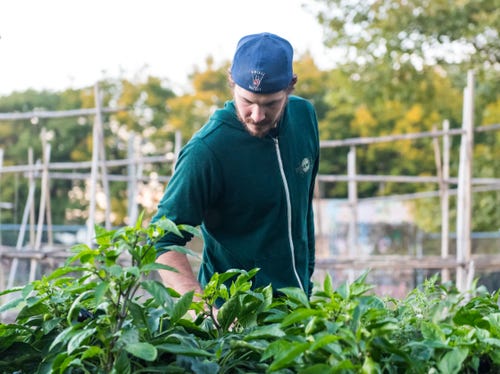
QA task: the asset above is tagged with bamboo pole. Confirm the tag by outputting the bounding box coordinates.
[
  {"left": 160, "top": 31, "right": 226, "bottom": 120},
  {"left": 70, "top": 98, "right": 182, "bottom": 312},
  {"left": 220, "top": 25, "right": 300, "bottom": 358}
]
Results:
[
  {"left": 86, "top": 90, "right": 100, "bottom": 246},
  {"left": 95, "top": 84, "right": 112, "bottom": 230},
  {"left": 0, "top": 154, "right": 173, "bottom": 174},
  {"left": 127, "top": 134, "right": 142, "bottom": 225},
  {"left": 42, "top": 133, "right": 54, "bottom": 249},
  {"left": 7, "top": 151, "right": 38, "bottom": 288},
  {"left": 0, "top": 107, "right": 125, "bottom": 121},
  {"left": 442, "top": 120, "right": 451, "bottom": 282},
  {"left": 347, "top": 146, "right": 358, "bottom": 282},
  {"left": 456, "top": 70, "right": 475, "bottom": 291},
  {"left": 433, "top": 121, "right": 451, "bottom": 283},
  {"left": 0, "top": 149, "right": 3, "bottom": 247},
  {"left": 29, "top": 149, "right": 36, "bottom": 261},
  {"left": 0, "top": 149, "right": 3, "bottom": 295},
  {"left": 30, "top": 140, "right": 51, "bottom": 282}
]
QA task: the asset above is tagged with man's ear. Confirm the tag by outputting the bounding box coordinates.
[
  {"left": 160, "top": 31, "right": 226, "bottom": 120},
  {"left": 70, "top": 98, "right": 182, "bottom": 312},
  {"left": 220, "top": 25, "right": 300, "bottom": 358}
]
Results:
[
  {"left": 287, "top": 74, "right": 298, "bottom": 92},
  {"left": 227, "top": 71, "right": 236, "bottom": 89}
]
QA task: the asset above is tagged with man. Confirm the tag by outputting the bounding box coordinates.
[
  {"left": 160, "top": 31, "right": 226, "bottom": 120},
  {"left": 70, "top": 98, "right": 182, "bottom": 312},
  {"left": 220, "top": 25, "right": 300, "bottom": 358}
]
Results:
[{"left": 151, "top": 32, "right": 319, "bottom": 300}]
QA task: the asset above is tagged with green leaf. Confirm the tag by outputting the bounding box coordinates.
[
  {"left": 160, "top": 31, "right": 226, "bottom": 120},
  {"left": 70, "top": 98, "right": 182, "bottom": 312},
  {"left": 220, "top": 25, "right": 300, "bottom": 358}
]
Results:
[
  {"left": 43, "top": 317, "right": 64, "bottom": 335},
  {"left": 323, "top": 273, "right": 334, "bottom": 296},
  {"left": 361, "top": 355, "right": 381, "bottom": 374},
  {"left": 267, "top": 341, "right": 310, "bottom": 372},
  {"left": 309, "top": 334, "right": 341, "bottom": 351},
  {"left": 177, "top": 224, "right": 202, "bottom": 238},
  {"left": 93, "top": 281, "right": 109, "bottom": 307},
  {"left": 46, "top": 265, "right": 86, "bottom": 280},
  {"left": 212, "top": 269, "right": 245, "bottom": 285},
  {"left": 0, "top": 296, "right": 24, "bottom": 313},
  {"left": 124, "top": 342, "right": 158, "bottom": 361},
  {"left": 67, "top": 328, "right": 96, "bottom": 354},
  {"left": 50, "top": 325, "right": 77, "bottom": 351},
  {"left": 171, "top": 290, "right": 194, "bottom": 323},
  {"left": 141, "top": 262, "right": 178, "bottom": 273},
  {"left": 437, "top": 347, "right": 468, "bottom": 374},
  {"left": 17, "top": 300, "right": 49, "bottom": 320},
  {"left": 134, "top": 211, "right": 145, "bottom": 230},
  {"left": 156, "top": 343, "right": 213, "bottom": 357},
  {"left": 141, "top": 280, "right": 174, "bottom": 310},
  {"left": 244, "top": 324, "right": 286, "bottom": 340},
  {"left": 94, "top": 225, "right": 115, "bottom": 246},
  {"left": 336, "top": 281, "right": 349, "bottom": 300},
  {"left": 281, "top": 308, "right": 321, "bottom": 327},
  {"left": 421, "top": 321, "right": 446, "bottom": 343},
  {"left": 118, "top": 328, "right": 140, "bottom": 353},
  {"left": 299, "top": 364, "right": 335, "bottom": 374},
  {"left": 128, "top": 301, "right": 149, "bottom": 330},
  {"left": 111, "top": 349, "right": 131, "bottom": 374},
  {"left": 81, "top": 346, "right": 103, "bottom": 360},
  {"left": 483, "top": 313, "right": 500, "bottom": 336},
  {"left": 67, "top": 290, "right": 94, "bottom": 324},
  {"left": 217, "top": 296, "right": 240, "bottom": 331},
  {"left": 108, "top": 264, "right": 123, "bottom": 277},
  {"left": 154, "top": 217, "right": 183, "bottom": 237},
  {"left": 0, "top": 286, "right": 23, "bottom": 297},
  {"left": 279, "top": 287, "right": 310, "bottom": 308},
  {"left": 165, "top": 245, "right": 199, "bottom": 258},
  {"left": 124, "top": 266, "right": 140, "bottom": 278},
  {"left": 67, "top": 245, "right": 99, "bottom": 265},
  {"left": 350, "top": 270, "right": 372, "bottom": 297}
]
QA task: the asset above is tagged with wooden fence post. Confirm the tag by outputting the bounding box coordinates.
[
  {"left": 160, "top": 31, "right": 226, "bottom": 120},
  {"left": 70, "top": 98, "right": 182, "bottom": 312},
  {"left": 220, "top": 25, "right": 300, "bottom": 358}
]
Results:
[
  {"left": 7, "top": 151, "right": 38, "bottom": 289},
  {"left": 441, "top": 119, "right": 451, "bottom": 282},
  {"left": 96, "top": 85, "right": 111, "bottom": 231},
  {"left": 127, "top": 134, "right": 143, "bottom": 225},
  {"left": 433, "top": 120, "right": 451, "bottom": 283},
  {"left": 456, "top": 70, "right": 475, "bottom": 291},
  {"left": 347, "top": 146, "right": 358, "bottom": 282},
  {"left": 30, "top": 137, "right": 51, "bottom": 282},
  {"left": 87, "top": 83, "right": 110, "bottom": 244}
]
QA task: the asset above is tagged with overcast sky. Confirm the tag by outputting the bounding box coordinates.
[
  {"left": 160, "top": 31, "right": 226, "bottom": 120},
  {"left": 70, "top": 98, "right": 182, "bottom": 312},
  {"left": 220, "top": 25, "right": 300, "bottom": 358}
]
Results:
[{"left": 0, "top": 0, "right": 336, "bottom": 96}]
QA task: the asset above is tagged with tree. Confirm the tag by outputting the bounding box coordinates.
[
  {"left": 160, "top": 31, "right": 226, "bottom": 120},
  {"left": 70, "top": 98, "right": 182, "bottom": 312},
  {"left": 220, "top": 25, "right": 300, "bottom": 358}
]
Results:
[
  {"left": 314, "top": 0, "right": 500, "bottom": 70},
  {"left": 313, "top": 0, "right": 500, "bottom": 231},
  {"left": 165, "top": 57, "right": 231, "bottom": 142}
]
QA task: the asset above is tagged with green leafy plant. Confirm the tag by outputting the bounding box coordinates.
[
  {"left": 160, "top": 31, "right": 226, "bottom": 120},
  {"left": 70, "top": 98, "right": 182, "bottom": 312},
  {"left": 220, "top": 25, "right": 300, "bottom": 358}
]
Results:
[
  {"left": 1, "top": 217, "right": 500, "bottom": 373},
  {"left": 0, "top": 214, "right": 208, "bottom": 373}
]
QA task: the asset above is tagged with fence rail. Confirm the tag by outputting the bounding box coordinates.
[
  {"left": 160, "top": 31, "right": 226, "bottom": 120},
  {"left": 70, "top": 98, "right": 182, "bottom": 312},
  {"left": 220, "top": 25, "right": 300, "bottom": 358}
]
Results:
[{"left": 1, "top": 73, "right": 499, "bottom": 296}]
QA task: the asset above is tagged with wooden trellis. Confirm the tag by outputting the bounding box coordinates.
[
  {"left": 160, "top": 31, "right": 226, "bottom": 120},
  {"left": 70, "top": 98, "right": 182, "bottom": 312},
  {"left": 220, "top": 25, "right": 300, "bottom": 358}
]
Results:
[{"left": 1, "top": 72, "right": 500, "bottom": 299}]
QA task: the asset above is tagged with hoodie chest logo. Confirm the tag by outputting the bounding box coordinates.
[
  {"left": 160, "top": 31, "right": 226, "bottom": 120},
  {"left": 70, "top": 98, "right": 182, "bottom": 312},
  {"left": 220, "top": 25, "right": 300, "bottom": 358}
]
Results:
[{"left": 296, "top": 157, "right": 311, "bottom": 175}]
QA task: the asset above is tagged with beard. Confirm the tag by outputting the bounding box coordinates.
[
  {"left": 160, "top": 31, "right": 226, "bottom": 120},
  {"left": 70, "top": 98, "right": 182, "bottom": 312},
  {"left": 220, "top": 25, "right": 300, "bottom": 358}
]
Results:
[{"left": 236, "top": 107, "right": 285, "bottom": 139}]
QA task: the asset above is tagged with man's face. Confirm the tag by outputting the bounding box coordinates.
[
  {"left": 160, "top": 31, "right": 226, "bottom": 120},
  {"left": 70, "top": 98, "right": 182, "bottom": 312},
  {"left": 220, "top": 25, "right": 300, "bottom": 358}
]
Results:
[{"left": 233, "top": 85, "right": 289, "bottom": 138}]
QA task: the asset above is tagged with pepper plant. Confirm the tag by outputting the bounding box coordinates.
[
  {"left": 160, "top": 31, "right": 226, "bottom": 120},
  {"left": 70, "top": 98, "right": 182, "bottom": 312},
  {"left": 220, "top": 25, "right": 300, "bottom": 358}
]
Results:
[{"left": 1, "top": 215, "right": 500, "bottom": 373}]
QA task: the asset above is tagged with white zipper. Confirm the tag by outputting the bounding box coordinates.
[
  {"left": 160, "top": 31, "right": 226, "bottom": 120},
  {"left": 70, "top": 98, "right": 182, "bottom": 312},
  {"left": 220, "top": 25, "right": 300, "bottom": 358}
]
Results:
[{"left": 273, "top": 137, "right": 305, "bottom": 292}]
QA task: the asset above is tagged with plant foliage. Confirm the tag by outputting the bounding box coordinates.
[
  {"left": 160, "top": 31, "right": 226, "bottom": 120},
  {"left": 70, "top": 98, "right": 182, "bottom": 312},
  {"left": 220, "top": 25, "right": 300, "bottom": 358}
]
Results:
[{"left": 1, "top": 217, "right": 500, "bottom": 373}]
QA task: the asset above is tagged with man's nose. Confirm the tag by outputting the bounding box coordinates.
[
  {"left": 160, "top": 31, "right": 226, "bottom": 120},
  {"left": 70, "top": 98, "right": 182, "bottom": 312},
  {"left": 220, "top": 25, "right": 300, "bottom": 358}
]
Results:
[{"left": 250, "top": 105, "right": 265, "bottom": 123}]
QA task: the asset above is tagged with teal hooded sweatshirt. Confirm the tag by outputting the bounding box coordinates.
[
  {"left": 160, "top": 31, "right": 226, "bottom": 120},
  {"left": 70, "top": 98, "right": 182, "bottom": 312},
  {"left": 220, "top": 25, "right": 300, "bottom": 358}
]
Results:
[{"left": 152, "top": 96, "right": 319, "bottom": 296}]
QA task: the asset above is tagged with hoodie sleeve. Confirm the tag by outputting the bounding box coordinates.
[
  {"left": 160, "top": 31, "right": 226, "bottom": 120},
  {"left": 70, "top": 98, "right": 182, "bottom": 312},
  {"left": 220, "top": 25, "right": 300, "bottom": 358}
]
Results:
[{"left": 151, "top": 137, "right": 223, "bottom": 256}]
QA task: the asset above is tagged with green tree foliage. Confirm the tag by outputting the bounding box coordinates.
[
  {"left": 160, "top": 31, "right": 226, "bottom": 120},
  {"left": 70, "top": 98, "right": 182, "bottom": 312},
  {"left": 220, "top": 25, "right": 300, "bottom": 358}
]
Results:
[
  {"left": 165, "top": 57, "right": 231, "bottom": 142},
  {"left": 312, "top": 0, "right": 500, "bottom": 231},
  {"left": 1, "top": 1, "right": 499, "bottom": 232},
  {"left": 314, "top": 0, "right": 500, "bottom": 69}
]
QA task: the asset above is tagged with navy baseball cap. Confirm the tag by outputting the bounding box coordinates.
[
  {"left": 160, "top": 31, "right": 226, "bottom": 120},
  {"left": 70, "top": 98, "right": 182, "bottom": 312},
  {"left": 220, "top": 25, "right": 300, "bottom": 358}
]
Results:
[{"left": 230, "top": 32, "right": 294, "bottom": 94}]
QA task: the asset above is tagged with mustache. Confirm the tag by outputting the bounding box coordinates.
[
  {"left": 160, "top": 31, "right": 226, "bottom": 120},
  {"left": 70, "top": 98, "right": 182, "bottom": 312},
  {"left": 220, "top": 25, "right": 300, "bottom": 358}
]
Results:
[{"left": 245, "top": 118, "right": 271, "bottom": 126}]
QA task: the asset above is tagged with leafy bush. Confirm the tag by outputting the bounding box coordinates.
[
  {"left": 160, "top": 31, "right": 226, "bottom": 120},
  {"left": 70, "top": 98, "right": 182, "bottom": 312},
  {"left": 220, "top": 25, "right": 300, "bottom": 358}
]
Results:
[{"left": 1, "top": 216, "right": 500, "bottom": 373}]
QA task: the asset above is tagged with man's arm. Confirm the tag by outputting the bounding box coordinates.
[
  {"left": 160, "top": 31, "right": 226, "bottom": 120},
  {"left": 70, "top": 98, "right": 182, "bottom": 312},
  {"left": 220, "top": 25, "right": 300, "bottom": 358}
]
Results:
[{"left": 156, "top": 251, "right": 203, "bottom": 296}]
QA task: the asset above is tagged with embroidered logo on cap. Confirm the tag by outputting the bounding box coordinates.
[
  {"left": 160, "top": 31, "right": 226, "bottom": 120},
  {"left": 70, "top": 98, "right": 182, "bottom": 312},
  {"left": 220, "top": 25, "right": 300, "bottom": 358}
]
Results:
[{"left": 250, "top": 70, "right": 265, "bottom": 91}]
